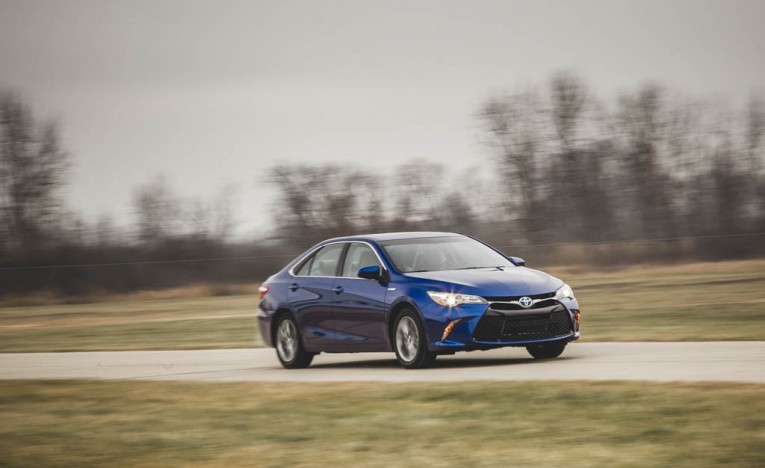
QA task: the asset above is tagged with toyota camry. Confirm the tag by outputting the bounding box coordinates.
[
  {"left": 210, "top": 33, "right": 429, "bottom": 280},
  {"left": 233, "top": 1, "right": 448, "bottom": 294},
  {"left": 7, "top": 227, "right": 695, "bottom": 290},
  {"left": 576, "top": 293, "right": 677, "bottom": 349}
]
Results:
[{"left": 257, "top": 232, "right": 580, "bottom": 369}]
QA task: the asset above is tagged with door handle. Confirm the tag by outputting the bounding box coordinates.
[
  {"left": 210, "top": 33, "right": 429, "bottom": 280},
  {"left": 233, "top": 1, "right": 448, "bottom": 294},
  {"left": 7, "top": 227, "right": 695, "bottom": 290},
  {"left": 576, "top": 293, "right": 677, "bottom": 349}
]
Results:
[
  {"left": 332, "top": 285, "right": 344, "bottom": 294},
  {"left": 289, "top": 283, "right": 299, "bottom": 292}
]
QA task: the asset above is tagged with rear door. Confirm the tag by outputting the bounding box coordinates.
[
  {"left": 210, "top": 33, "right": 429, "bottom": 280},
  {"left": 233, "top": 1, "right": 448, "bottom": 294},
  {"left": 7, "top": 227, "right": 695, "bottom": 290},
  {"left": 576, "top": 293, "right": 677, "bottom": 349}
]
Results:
[{"left": 288, "top": 243, "right": 345, "bottom": 350}]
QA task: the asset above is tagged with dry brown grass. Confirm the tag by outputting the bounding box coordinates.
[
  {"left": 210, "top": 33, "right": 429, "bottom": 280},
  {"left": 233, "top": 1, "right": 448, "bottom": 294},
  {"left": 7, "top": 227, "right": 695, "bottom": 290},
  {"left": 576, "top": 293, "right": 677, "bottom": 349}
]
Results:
[
  {"left": 4, "top": 259, "right": 763, "bottom": 307},
  {"left": 545, "top": 258, "right": 765, "bottom": 278},
  {"left": 1, "top": 380, "right": 763, "bottom": 467},
  {"left": 0, "top": 283, "right": 260, "bottom": 308},
  {"left": 0, "top": 294, "right": 261, "bottom": 352},
  {"left": 0, "top": 259, "right": 763, "bottom": 352}
]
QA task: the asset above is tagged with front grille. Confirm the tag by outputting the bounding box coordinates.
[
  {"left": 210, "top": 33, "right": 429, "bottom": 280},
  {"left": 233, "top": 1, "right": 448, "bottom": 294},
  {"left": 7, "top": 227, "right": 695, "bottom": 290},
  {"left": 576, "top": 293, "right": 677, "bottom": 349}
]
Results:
[
  {"left": 483, "top": 292, "right": 555, "bottom": 302},
  {"left": 490, "top": 298, "right": 558, "bottom": 311},
  {"left": 472, "top": 305, "right": 573, "bottom": 342}
]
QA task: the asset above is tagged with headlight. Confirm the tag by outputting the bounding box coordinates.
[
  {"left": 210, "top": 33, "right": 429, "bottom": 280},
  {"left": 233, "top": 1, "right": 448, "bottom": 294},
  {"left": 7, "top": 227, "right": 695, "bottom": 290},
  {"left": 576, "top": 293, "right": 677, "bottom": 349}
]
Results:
[
  {"left": 427, "top": 291, "right": 487, "bottom": 308},
  {"left": 555, "top": 283, "right": 575, "bottom": 300}
]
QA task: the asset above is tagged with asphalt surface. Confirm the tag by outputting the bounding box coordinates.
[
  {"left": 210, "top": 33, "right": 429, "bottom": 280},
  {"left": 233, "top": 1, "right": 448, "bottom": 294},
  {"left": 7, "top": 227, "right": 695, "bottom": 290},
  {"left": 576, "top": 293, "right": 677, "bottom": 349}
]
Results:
[{"left": 1, "top": 342, "right": 763, "bottom": 383}]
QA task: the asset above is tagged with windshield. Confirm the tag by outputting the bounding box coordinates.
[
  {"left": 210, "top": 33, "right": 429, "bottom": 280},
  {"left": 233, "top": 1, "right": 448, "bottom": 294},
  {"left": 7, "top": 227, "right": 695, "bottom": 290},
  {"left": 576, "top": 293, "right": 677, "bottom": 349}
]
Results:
[{"left": 380, "top": 236, "right": 514, "bottom": 273}]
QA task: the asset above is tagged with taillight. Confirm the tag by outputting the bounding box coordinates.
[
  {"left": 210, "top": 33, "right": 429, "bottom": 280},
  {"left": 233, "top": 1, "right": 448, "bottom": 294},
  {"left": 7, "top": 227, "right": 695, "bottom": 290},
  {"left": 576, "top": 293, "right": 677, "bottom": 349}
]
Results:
[{"left": 258, "top": 285, "right": 270, "bottom": 299}]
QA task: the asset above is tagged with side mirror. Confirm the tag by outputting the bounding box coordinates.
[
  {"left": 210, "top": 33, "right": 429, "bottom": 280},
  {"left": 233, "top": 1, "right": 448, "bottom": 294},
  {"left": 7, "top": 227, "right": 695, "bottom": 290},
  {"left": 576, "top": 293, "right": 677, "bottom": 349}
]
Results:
[
  {"left": 509, "top": 256, "right": 525, "bottom": 267},
  {"left": 357, "top": 265, "right": 382, "bottom": 280}
]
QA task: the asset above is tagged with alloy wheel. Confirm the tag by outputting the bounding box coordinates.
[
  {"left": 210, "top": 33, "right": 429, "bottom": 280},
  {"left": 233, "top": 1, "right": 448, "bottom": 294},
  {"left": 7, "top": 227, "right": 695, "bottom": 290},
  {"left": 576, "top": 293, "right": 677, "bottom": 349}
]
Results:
[
  {"left": 276, "top": 318, "right": 298, "bottom": 363},
  {"left": 395, "top": 316, "right": 419, "bottom": 363}
]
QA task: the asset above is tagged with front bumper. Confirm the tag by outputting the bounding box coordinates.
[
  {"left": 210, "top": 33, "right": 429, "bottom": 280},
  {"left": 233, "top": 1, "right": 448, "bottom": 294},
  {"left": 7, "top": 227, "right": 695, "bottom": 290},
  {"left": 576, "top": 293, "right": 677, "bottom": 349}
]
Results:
[{"left": 427, "top": 296, "right": 580, "bottom": 350}]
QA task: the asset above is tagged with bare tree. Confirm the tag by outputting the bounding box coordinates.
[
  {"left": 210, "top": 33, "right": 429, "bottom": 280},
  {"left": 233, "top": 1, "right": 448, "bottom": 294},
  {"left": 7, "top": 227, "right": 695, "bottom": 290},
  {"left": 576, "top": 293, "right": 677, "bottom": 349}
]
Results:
[
  {"left": 746, "top": 96, "right": 765, "bottom": 171},
  {"left": 133, "top": 176, "right": 182, "bottom": 246},
  {"left": 550, "top": 72, "right": 588, "bottom": 154},
  {"left": 0, "top": 92, "right": 68, "bottom": 253},
  {"left": 208, "top": 185, "right": 238, "bottom": 244},
  {"left": 270, "top": 161, "right": 480, "bottom": 247},
  {"left": 549, "top": 73, "right": 604, "bottom": 240},
  {"left": 480, "top": 89, "right": 551, "bottom": 242},
  {"left": 746, "top": 96, "right": 765, "bottom": 231},
  {"left": 184, "top": 185, "right": 237, "bottom": 244},
  {"left": 435, "top": 191, "right": 476, "bottom": 232},
  {"left": 615, "top": 84, "right": 677, "bottom": 238},
  {"left": 392, "top": 160, "right": 445, "bottom": 228},
  {"left": 94, "top": 214, "right": 117, "bottom": 247},
  {"left": 270, "top": 165, "right": 370, "bottom": 246}
]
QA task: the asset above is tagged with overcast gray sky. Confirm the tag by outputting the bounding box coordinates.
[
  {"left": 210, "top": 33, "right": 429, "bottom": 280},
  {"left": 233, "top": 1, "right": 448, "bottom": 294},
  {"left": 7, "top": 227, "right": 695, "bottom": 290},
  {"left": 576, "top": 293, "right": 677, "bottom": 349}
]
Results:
[{"left": 1, "top": 0, "right": 763, "bottom": 236}]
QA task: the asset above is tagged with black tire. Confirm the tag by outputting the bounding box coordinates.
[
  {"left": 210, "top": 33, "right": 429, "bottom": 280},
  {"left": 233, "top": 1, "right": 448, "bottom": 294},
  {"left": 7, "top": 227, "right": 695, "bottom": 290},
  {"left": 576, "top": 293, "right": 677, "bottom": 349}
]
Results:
[
  {"left": 526, "top": 340, "right": 567, "bottom": 359},
  {"left": 274, "top": 315, "right": 314, "bottom": 369},
  {"left": 393, "top": 309, "right": 437, "bottom": 369}
]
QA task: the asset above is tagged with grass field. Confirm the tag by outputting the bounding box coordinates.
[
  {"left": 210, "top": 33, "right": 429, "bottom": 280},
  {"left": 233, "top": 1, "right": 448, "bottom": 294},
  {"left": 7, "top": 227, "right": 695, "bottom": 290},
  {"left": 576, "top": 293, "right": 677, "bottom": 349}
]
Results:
[
  {"left": 0, "top": 260, "right": 763, "bottom": 352},
  {"left": 0, "top": 295, "right": 261, "bottom": 352},
  {"left": 0, "top": 380, "right": 763, "bottom": 467},
  {"left": 560, "top": 259, "right": 765, "bottom": 341}
]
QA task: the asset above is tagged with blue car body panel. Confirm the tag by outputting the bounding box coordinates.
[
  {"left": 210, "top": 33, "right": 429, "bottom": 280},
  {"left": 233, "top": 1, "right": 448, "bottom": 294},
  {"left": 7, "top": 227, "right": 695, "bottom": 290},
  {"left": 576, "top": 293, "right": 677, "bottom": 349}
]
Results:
[
  {"left": 331, "top": 275, "right": 389, "bottom": 350},
  {"left": 257, "top": 232, "right": 580, "bottom": 354}
]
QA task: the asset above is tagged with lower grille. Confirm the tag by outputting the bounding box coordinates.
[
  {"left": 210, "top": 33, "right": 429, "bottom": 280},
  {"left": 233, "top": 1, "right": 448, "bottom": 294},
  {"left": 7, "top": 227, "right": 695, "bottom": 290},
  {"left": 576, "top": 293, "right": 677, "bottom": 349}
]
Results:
[{"left": 472, "top": 305, "right": 573, "bottom": 342}]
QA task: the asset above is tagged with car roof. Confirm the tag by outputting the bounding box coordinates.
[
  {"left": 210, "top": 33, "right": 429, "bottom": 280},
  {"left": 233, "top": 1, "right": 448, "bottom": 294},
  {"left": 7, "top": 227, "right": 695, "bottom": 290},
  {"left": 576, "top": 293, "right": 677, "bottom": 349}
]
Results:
[{"left": 325, "top": 231, "right": 463, "bottom": 243}]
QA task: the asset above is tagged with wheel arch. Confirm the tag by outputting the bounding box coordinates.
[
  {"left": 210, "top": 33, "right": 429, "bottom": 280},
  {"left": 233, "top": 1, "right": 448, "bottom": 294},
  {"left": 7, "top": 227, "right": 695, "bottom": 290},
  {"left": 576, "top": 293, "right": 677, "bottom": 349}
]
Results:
[
  {"left": 271, "top": 307, "right": 295, "bottom": 346},
  {"left": 387, "top": 300, "right": 427, "bottom": 348}
]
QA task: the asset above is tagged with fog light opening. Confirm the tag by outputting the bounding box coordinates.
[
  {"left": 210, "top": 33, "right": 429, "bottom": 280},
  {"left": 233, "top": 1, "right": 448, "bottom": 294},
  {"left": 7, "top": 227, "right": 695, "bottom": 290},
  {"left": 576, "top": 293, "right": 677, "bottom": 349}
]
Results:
[
  {"left": 573, "top": 311, "right": 581, "bottom": 331},
  {"left": 441, "top": 319, "right": 462, "bottom": 341}
]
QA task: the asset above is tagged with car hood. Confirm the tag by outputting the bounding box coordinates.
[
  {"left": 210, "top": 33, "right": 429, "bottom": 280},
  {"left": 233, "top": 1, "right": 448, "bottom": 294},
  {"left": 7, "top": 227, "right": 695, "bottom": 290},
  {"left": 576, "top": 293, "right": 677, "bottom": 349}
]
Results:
[{"left": 404, "top": 267, "right": 562, "bottom": 296}]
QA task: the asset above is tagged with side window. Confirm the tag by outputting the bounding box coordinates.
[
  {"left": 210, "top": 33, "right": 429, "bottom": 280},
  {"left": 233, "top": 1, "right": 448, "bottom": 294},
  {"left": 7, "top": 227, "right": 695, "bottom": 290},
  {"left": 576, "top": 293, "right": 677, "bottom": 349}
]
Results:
[
  {"left": 341, "top": 243, "right": 382, "bottom": 277},
  {"left": 294, "top": 255, "right": 314, "bottom": 276},
  {"left": 305, "top": 243, "right": 345, "bottom": 277}
]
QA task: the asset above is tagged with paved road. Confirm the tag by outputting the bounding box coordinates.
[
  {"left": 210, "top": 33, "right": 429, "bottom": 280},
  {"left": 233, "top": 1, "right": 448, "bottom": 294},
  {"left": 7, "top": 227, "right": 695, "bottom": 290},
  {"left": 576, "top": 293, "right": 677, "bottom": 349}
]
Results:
[{"left": 1, "top": 342, "right": 763, "bottom": 383}]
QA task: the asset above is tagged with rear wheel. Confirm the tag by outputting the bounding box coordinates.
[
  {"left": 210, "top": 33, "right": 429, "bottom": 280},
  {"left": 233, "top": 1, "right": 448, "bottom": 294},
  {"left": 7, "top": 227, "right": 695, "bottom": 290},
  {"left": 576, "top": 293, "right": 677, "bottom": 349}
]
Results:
[
  {"left": 393, "top": 309, "right": 437, "bottom": 369},
  {"left": 275, "top": 315, "right": 314, "bottom": 369},
  {"left": 526, "top": 340, "right": 567, "bottom": 359}
]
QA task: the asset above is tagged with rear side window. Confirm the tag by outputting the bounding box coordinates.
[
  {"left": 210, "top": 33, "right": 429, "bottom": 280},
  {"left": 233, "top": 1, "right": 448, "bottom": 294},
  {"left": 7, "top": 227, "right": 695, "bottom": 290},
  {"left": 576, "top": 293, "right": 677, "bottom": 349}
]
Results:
[
  {"left": 341, "top": 243, "right": 382, "bottom": 277},
  {"left": 294, "top": 256, "right": 314, "bottom": 276},
  {"left": 295, "top": 243, "right": 345, "bottom": 277}
]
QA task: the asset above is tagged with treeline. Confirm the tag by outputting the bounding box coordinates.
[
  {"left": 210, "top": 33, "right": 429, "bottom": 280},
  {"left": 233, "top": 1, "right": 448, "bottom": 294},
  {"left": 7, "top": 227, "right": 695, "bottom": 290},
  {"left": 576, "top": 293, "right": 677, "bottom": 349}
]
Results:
[
  {"left": 481, "top": 74, "right": 765, "bottom": 247},
  {"left": 0, "top": 92, "right": 290, "bottom": 295},
  {"left": 1, "top": 73, "right": 765, "bottom": 297},
  {"left": 272, "top": 73, "right": 765, "bottom": 263}
]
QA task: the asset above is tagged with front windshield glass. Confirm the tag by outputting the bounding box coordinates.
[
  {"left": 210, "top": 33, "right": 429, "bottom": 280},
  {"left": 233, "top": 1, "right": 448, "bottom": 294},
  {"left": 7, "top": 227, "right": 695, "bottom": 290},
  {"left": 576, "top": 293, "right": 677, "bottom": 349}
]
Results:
[{"left": 380, "top": 236, "right": 514, "bottom": 273}]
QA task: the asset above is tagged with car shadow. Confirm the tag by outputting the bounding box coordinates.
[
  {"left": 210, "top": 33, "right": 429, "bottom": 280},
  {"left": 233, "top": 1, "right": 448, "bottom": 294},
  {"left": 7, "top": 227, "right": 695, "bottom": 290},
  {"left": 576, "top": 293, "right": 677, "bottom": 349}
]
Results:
[{"left": 309, "top": 355, "right": 575, "bottom": 369}]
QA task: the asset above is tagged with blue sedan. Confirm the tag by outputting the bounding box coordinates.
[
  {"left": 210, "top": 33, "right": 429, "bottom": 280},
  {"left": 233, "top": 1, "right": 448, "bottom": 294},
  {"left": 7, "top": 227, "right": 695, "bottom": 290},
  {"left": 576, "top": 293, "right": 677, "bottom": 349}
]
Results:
[{"left": 257, "top": 232, "right": 580, "bottom": 369}]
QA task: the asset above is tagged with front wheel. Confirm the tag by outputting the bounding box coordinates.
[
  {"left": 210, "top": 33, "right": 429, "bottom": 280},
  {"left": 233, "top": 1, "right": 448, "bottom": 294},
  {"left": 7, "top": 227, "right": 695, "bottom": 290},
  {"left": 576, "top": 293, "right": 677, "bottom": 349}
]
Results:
[
  {"left": 393, "top": 310, "right": 437, "bottom": 369},
  {"left": 526, "top": 341, "right": 567, "bottom": 359},
  {"left": 275, "top": 315, "right": 314, "bottom": 369}
]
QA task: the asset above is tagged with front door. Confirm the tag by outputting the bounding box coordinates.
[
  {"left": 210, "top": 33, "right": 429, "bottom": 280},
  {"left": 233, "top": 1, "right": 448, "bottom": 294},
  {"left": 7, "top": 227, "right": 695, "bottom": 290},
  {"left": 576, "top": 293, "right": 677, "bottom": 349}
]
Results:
[{"left": 331, "top": 242, "right": 388, "bottom": 350}]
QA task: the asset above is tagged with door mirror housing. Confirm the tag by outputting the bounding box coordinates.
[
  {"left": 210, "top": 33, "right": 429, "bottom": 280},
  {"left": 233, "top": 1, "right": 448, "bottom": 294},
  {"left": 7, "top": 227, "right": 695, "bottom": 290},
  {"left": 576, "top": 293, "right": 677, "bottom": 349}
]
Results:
[
  {"left": 509, "top": 256, "right": 525, "bottom": 267},
  {"left": 357, "top": 265, "right": 382, "bottom": 280}
]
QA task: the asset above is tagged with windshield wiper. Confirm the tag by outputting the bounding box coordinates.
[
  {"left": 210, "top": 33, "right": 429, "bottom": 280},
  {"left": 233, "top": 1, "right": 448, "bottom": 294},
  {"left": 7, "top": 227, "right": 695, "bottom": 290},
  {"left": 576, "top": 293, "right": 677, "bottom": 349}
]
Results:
[
  {"left": 453, "top": 266, "right": 499, "bottom": 270},
  {"left": 408, "top": 266, "right": 505, "bottom": 272}
]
